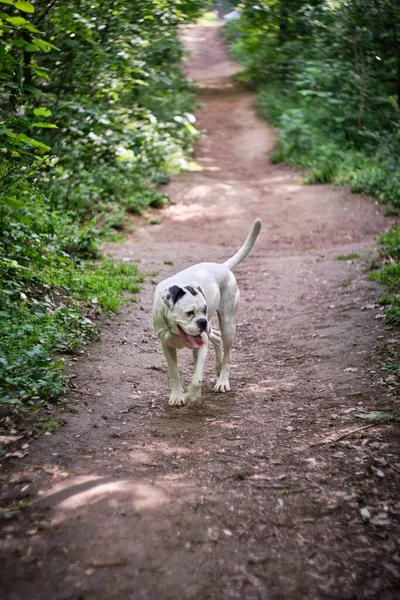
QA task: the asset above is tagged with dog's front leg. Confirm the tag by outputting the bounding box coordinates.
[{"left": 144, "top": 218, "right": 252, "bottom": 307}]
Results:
[
  {"left": 185, "top": 341, "right": 208, "bottom": 405},
  {"left": 162, "top": 343, "right": 185, "bottom": 406}
]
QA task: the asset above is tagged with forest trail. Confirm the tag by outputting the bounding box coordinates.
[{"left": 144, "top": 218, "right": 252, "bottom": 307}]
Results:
[{"left": 1, "top": 24, "right": 399, "bottom": 600}]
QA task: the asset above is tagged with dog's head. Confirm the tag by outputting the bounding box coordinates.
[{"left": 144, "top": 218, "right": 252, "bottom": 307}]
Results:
[{"left": 160, "top": 283, "right": 208, "bottom": 349}]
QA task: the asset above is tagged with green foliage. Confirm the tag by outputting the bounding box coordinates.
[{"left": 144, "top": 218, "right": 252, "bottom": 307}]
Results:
[
  {"left": 38, "top": 418, "right": 60, "bottom": 433},
  {"left": 0, "top": 192, "right": 143, "bottom": 406},
  {"left": 0, "top": 0, "right": 203, "bottom": 221},
  {"left": 0, "top": 0, "right": 207, "bottom": 412},
  {"left": 226, "top": 1, "right": 400, "bottom": 208},
  {"left": 336, "top": 254, "right": 362, "bottom": 261},
  {"left": 381, "top": 360, "right": 400, "bottom": 376},
  {"left": 255, "top": 86, "right": 400, "bottom": 207},
  {"left": 226, "top": 2, "right": 400, "bottom": 333},
  {"left": 0, "top": 253, "right": 143, "bottom": 407},
  {"left": 370, "top": 227, "right": 400, "bottom": 323}
]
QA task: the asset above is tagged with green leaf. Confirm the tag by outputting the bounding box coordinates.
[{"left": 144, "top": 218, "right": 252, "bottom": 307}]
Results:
[
  {"left": 32, "top": 122, "right": 58, "bottom": 128},
  {"left": 33, "top": 107, "right": 52, "bottom": 117},
  {"left": 6, "top": 131, "right": 51, "bottom": 151},
  {"left": 29, "top": 138, "right": 51, "bottom": 151},
  {"left": 21, "top": 22, "right": 39, "bottom": 33},
  {"left": 15, "top": 1, "right": 35, "bottom": 13},
  {"left": 31, "top": 37, "right": 58, "bottom": 52},
  {"left": 5, "top": 16, "right": 28, "bottom": 27},
  {"left": 355, "top": 411, "right": 394, "bottom": 420},
  {"left": 5, "top": 17, "right": 39, "bottom": 32},
  {"left": 0, "top": 1, "right": 15, "bottom": 5},
  {"left": 33, "top": 106, "right": 51, "bottom": 117},
  {"left": 1, "top": 196, "right": 24, "bottom": 209},
  {"left": 25, "top": 43, "right": 41, "bottom": 52},
  {"left": 31, "top": 65, "right": 50, "bottom": 79},
  {"left": 12, "top": 37, "right": 27, "bottom": 48}
]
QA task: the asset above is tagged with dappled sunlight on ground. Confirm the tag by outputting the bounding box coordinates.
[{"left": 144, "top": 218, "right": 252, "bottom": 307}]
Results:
[
  {"left": 128, "top": 442, "right": 194, "bottom": 465},
  {"left": 165, "top": 198, "right": 241, "bottom": 222},
  {"left": 196, "top": 81, "right": 237, "bottom": 91},
  {"left": 247, "top": 379, "right": 299, "bottom": 394},
  {"left": 35, "top": 476, "right": 171, "bottom": 522},
  {"left": 180, "top": 25, "right": 239, "bottom": 83}
]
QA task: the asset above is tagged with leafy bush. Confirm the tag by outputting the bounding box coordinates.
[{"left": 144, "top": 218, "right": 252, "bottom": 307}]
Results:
[
  {"left": 255, "top": 87, "right": 400, "bottom": 208},
  {"left": 226, "top": 1, "right": 400, "bottom": 335},
  {"left": 0, "top": 188, "right": 144, "bottom": 407},
  {"left": 0, "top": 1, "right": 207, "bottom": 414},
  {"left": 370, "top": 227, "right": 400, "bottom": 324},
  {"left": 226, "top": 1, "right": 400, "bottom": 208}
]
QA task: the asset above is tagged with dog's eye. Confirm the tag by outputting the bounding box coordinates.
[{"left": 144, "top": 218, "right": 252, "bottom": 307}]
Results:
[
  {"left": 185, "top": 311, "right": 195, "bottom": 318},
  {"left": 202, "top": 306, "right": 207, "bottom": 314}
]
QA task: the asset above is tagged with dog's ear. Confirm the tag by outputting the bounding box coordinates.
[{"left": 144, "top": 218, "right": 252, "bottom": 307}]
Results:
[
  {"left": 160, "top": 285, "right": 186, "bottom": 309},
  {"left": 190, "top": 283, "right": 206, "bottom": 300}
]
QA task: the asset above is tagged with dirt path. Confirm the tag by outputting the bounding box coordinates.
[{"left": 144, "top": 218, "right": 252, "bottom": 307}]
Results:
[{"left": 1, "top": 25, "right": 400, "bottom": 600}]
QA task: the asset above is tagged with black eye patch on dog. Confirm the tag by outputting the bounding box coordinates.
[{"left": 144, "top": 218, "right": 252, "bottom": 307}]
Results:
[
  {"left": 168, "top": 285, "right": 186, "bottom": 305},
  {"left": 185, "top": 285, "right": 198, "bottom": 296}
]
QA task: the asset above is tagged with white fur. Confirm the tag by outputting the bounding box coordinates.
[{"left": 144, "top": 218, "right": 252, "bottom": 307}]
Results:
[{"left": 152, "top": 219, "right": 262, "bottom": 406}]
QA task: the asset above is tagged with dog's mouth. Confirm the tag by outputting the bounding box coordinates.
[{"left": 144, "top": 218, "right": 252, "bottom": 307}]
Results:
[{"left": 177, "top": 326, "right": 204, "bottom": 349}]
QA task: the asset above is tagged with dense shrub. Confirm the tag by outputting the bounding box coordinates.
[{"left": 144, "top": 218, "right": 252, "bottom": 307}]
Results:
[
  {"left": 226, "top": 1, "right": 400, "bottom": 325},
  {"left": 226, "top": 1, "right": 400, "bottom": 209},
  {"left": 371, "top": 227, "right": 400, "bottom": 324},
  {"left": 0, "top": 0, "right": 207, "bottom": 412}
]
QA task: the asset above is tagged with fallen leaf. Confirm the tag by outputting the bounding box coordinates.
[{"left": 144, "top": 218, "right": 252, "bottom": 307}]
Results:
[
  {"left": 207, "top": 527, "right": 219, "bottom": 542},
  {"left": 5, "top": 451, "right": 28, "bottom": 459},
  {"left": 372, "top": 467, "right": 385, "bottom": 478},
  {"left": 361, "top": 304, "right": 379, "bottom": 310},
  {"left": 86, "top": 558, "right": 128, "bottom": 568},
  {"left": 223, "top": 529, "right": 233, "bottom": 537},
  {"left": 370, "top": 513, "right": 390, "bottom": 526},
  {"left": 360, "top": 507, "right": 371, "bottom": 520},
  {"left": 355, "top": 411, "right": 393, "bottom": 420},
  {"left": 382, "top": 562, "right": 400, "bottom": 579},
  {"left": 0, "top": 435, "right": 23, "bottom": 445}
]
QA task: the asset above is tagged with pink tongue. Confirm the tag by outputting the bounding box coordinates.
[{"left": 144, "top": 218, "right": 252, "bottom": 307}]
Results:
[
  {"left": 186, "top": 334, "right": 204, "bottom": 349},
  {"left": 178, "top": 328, "right": 204, "bottom": 349}
]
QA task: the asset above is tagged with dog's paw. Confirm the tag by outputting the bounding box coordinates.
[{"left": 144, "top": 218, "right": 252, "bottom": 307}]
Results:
[
  {"left": 185, "top": 384, "right": 202, "bottom": 405},
  {"left": 168, "top": 391, "right": 186, "bottom": 406},
  {"left": 214, "top": 378, "right": 230, "bottom": 393}
]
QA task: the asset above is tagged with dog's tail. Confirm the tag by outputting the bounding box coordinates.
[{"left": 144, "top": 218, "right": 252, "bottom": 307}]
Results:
[{"left": 223, "top": 218, "right": 262, "bottom": 271}]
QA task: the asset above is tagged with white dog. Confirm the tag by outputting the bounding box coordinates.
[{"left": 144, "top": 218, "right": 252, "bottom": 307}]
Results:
[{"left": 153, "top": 219, "right": 262, "bottom": 406}]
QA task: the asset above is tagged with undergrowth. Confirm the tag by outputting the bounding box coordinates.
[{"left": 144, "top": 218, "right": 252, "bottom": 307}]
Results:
[
  {"left": 0, "top": 191, "right": 143, "bottom": 409},
  {"left": 370, "top": 227, "right": 400, "bottom": 325},
  {"left": 254, "top": 86, "right": 400, "bottom": 211},
  {"left": 0, "top": 1, "right": 206, "bottom": 417},
  {"left": 225, "top": 2, "right": 400, "bottom": 332}
]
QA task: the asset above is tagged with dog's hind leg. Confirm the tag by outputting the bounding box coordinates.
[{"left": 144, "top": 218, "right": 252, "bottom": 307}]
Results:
[
  {"left": 214, "top": 305, "right": 238, "bottom": 393},
  {"left": 186, "top": 341, "right": 208, "bottom": 404},
  {"left": 162, "top": 343, "right": 185, "bottom": 406},
  {"left": 209, "top": 328, "right": 222, "bottom": 376}
]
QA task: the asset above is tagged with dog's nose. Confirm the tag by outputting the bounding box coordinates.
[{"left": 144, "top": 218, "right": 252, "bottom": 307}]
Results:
[{"left": 197, "top": 318, "right": 207, "bottom": 332}]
